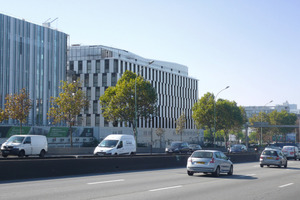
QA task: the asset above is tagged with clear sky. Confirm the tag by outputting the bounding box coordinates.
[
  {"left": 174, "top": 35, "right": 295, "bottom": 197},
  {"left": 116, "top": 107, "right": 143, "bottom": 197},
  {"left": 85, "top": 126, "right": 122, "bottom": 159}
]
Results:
[{"left": 1, "top": 0, "right": 299, "bottom": 107}]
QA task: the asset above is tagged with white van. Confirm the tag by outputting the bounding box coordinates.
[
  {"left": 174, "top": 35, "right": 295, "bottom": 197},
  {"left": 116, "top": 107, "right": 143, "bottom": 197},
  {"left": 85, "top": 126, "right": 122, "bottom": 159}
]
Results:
[
  {"left": 1, "top": 135, "right": 48, "bottom": 158},
  {"left": 94, "top": 134, "right": 136, "bottom": 156}
]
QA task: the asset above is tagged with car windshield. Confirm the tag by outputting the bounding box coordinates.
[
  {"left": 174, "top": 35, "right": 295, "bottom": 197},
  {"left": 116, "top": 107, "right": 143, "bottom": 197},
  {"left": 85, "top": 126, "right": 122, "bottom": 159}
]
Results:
[
  {"left": 99, "top": 140, "right": 118, "bottom": 148},
  {"left": 192, "top": 151, "right": 213, "bottom": 158},
  {"left": 262, "top": 150, "right": 278, "bottom": 156},
  {"left": 282, "top": 147, "right": 293, "bottom": 151},
  {"left": 7, "top": 136, "right": 25, "bottom": 144},
  {"left": 231, "top": 145, "right": 242, "bottom": 150}
]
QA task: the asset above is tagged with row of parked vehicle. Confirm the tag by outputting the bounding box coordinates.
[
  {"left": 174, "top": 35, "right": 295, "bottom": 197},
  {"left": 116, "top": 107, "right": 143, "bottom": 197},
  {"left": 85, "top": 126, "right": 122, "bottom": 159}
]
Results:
[{"left": 165, "top": 141, "right": 202, "bottom": 154}]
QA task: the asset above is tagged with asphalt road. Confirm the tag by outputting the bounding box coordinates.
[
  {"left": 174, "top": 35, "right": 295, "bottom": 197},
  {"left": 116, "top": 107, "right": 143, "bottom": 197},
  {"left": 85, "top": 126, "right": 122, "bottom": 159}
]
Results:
[{"left": 1, "top": 161, "right": 300, "bottom": 200}]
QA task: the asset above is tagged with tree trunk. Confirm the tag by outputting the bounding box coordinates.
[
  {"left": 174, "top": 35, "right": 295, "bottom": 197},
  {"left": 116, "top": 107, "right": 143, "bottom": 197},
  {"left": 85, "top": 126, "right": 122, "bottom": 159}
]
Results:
[
  {"left": 20, "top": 122, "right": 22, "bottom": 135},
  {"left": 69, "top": 124, "right": 73, "bottom": 147}
]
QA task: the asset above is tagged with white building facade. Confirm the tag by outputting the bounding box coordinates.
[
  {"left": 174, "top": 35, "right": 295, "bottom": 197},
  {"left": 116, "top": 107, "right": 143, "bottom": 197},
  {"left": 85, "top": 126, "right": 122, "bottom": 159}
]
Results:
[
  {"left": 0, "top": 13, "right": 68, "bottom": 126},
  {"left": 68, "top": 45, "right": 201, "bottom": 145}
]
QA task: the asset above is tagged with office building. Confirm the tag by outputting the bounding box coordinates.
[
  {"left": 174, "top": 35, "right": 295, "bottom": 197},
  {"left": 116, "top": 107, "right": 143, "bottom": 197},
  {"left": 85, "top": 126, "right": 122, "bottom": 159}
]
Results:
[
  {"left": 0, "top": 13, "right": 68, "bottom": 126},
  {"left": 68, "top": 45, "right": 200, "bottom": 144}
]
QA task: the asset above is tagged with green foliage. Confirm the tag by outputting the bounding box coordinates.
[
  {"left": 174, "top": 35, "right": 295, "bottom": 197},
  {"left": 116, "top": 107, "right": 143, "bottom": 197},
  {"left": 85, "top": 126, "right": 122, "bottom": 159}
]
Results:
[
  {"left": 4, "top": 88, "right": 32, "bottom": 134},
  {"left": 216, "top": 99, "right": 244, "bottom": 146},
  {"left": 193, "top": 93, "right": 244, "bottom": 146},
  {"left": 0, "top": 108, "right": 6, "bottom": 122},
  {"left": 192, "top": 92, "right": 215, "bottom": 142},
  {"left": 248, "top": 110, "right": 297, "bottom": 143},
  {"left": 47, "top": 80, "right": 90, "bottom": 147},
  {"left": 176, "top": 112, "right": 186, "bottom": 141},
  {"left": 100, "top": 70, "right": 157, "bottom": 140}
]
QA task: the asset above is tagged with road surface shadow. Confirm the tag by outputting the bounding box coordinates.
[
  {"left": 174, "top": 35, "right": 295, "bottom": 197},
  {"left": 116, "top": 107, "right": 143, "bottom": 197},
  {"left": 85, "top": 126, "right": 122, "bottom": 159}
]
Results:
[{"left": 191, "top": 173, "right": 257, "bottom": 180}]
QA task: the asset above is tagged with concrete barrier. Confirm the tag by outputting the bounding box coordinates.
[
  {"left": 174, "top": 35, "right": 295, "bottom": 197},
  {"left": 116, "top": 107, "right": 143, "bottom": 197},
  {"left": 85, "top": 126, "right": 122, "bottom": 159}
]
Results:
[{"left": 0, "top": 153, "right": 259, "bottom": 181}]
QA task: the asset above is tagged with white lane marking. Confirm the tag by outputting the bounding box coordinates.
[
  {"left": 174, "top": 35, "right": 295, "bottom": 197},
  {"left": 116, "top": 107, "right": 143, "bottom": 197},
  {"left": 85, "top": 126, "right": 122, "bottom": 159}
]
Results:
[
  {"left": 279, "top": 183, "right": 294, "bottom": 188},
  {"left": 246, "top": 174, "right": 256, "bottom": 176},
  {"left": 149, "top": 185, "right": 182, "bottom": 192},
  {"left": 87, "top": 179, "right": 125, "bottom": 185}
]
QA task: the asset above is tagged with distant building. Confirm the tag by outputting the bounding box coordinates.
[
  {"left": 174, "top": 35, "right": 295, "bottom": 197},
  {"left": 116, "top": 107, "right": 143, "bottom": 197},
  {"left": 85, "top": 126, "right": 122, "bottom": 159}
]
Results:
[
  {"left": 0, "top": 13, "right": 68, "bottom": 126},
  {"left": 68, "top": 45, "right": 201, "bottom": 144},
  {"left": 244, "top": 101, "right": 299, "bottom": 119}
]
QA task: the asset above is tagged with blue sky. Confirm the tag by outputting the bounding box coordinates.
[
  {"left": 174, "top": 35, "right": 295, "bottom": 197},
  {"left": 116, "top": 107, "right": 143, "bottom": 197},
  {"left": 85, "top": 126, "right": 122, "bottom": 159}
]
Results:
[{"left": 1, "top": 0, "right": 299, "bottom": 107}]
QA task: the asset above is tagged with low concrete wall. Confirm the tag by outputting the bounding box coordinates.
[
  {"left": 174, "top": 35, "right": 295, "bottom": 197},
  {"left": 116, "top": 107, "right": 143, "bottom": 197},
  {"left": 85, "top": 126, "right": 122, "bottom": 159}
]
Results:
[{"left": 0, "top": 153, "right": 259, "bottom": 181}]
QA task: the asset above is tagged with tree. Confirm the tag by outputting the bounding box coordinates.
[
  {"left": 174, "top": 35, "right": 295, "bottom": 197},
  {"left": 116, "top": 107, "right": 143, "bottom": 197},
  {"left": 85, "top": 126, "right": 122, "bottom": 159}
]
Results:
[
  {"left": 47, "top": 80, "right": 89, "bottom": 147},
  {"left": 192, "top": 92, "right": 215, "bottom": 143},
  {"left": 215, "top": 99, "right": 244, "bottom": 148},
  {"left": 100, "top": 70, "right": 157, "bottom": 143},
  {"left": 269, "top": 110, "right": 297, "bottom": 142},
  {"left": 249, "top": 112, "right": 271, "bottom": 144},
  {"left": 4, "top": 88, "right": 32, "bottom": 134},
  {"left": 0, "top": 108, "right": 7, "bottom": 123},
  {"left": 176, "top": 112, "right": 186, "bottom": 141},
  {"left": 155, "top": 127, "right": 165, "bottom": 148}
]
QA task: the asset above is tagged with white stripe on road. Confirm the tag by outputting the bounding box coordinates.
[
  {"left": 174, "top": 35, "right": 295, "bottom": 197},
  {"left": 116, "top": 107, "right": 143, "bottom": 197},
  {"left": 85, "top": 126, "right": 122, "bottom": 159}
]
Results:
[
  {"left": 87, "top": 179, "right": 125, "bottom": 185},
  {"left": 149, "top": 185, "right": 182, "bottom": 192},
  {"left": 279, "top": 183, "right": 294, "bottom": 188},
  {"left": 246, "top": 174, "right": 256, "bottom": 176}
]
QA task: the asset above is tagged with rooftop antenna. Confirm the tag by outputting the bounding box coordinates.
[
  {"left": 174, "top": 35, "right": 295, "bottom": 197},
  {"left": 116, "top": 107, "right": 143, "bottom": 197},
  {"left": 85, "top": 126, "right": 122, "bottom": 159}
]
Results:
[{"left": 43, "top": 17, "right": 58, "bottom": 28}]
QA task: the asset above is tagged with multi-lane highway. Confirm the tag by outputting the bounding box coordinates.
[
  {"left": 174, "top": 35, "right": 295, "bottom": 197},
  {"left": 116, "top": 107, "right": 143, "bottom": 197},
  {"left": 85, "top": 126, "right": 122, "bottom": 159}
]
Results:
[{"left": 1, "top": 161, "right": 300, "bottom": 200}]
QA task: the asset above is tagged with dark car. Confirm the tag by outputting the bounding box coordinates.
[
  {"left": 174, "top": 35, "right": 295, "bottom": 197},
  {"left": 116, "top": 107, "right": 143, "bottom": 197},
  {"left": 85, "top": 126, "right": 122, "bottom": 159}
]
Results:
[
  {"left": 165, "top": 141, "right": 190, "bottom": 154},
  {"left": 229, "top": 144, "right": 247, "bottom": 153},
  {"left": 188, "top": 144, "right": 202, "bottom": 152}
]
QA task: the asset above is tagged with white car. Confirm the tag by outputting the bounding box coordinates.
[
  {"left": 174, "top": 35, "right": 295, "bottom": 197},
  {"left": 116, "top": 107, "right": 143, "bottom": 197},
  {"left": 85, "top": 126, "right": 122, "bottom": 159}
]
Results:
[{"left": 187, "top": 150, "right": 233, "bottom": 177}]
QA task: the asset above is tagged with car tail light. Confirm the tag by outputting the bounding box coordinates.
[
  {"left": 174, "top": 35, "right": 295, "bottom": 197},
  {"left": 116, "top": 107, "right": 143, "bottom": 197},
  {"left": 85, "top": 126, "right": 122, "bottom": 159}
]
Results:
[
  {"left": 290, "top": 152, "right": 294, "bottom": 155},
  {"left": 188, "top": 158, "right": 193, "bottom": 164},
  {"left": 209, "top": 158, "right": 215, "bottom": 163},
  {"left": 276, "top": 157, "right": 280, "bottom": 160},
  {"left": 260, "top": 156, "right": 263, "bottom": 159}
]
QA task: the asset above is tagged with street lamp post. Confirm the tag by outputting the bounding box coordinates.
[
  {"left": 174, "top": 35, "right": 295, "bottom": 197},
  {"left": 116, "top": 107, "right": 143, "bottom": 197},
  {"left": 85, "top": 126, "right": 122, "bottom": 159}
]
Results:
[
  {"left": 260, "top": 100, "right": 273, "bottom": 146},
  {"left": 134, "top": 60, "right": 154, "bottom": 144},
  {"left": 214, "top": 86, "right": 230, "bottom": 148}
]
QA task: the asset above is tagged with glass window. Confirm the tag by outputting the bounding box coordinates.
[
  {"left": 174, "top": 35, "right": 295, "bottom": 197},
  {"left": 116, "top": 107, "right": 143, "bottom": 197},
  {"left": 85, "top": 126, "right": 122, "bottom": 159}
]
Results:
[
  {"left": 113, "top": 59, "right": 118, "bottom": 73},
  {"left": 93, "top": 74, "right": 98, "bottom": 86},
  {"left": 78, "top": 61, "right": 83, "bottom": 73},
  {"left": 111, "top": 73, "right": 117, "bottom": 86},
  {"left": 105, "top": 59, "right": 109, "bottom": 73},
  {"left": 93, "top": 101, "right": 98, "bottom": 114},
  {"left": 96, "top": 60, "right": 100, "bottom": 73},
  {"left": 96, "top": 87, "right": 100, "bottom": 99},
  {"left": 95, "top": 115, "right": 100, "bottom": 126},
  {"left": 102, "top": 73, "right": 107, "bottom": 86},
  {"left": 87, "top": 60, "right": 91, "bottom": 73},
  {"left": 84, "top": 74, "right": 89, "bottom": 87}
]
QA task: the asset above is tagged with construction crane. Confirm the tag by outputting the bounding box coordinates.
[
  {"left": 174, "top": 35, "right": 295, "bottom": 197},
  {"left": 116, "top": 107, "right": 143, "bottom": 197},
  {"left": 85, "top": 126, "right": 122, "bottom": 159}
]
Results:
[{"left": 42, "top": 18, "right": 58, "bottom": 28}]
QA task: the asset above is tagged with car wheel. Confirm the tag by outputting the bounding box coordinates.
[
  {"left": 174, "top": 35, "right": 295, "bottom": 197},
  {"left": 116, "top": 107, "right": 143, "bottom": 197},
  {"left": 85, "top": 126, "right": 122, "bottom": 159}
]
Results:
[
  {"left": 2, "top": 154, "right": 8, "bottom": 158},
  {"left": 213, "top": 166, "right": 220, "bottom": 177},
  {"left": 18, "top": 150, "right": 25, "bottom": 158},
  {"left": 284, "top": 162, "right": 287, "bottom": 168},
  {"left": 260, "top": 164, "right": 263, "bottom": 168},
  {"left": 187, "top": 171, "right": 194, "bottom": 176},
  {"left": 295, "top": 156, "right": 297, "bottom": 161},
  {"left": 267, "top": 165, "right": 270, "bottom": 167},
  {"left": 39, "top": 150, "right": 46, "bottom": 158},
  {"left": 228, "top": 165, "right": 233, "bottom": 175}
]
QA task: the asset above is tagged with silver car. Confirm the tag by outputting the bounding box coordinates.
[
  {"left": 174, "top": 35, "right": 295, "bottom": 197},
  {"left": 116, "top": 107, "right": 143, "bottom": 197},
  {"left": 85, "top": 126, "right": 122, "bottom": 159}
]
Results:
[
  {"left": 186, "top": 150, "right": 233, "bottom": 177},
  {"left": 260, "top": 149, "right": 287, "bottom": 168}
]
